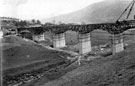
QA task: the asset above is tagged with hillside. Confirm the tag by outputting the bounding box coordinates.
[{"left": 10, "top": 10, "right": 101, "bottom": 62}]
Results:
[
  {"left": 2, "top": 35, "right": 72, "bottom": 70},
  {"left": 1, "top": 35, "right": 75, "bottom": 86},
  {"left": 42, "top": 0, "right": 134, "bottom": 24},
  {"left": 2, "top": 32, "right": 135, "bottom": 86},
  {"left": 44, "top": 43, "right": 135, "bottom": 86}
]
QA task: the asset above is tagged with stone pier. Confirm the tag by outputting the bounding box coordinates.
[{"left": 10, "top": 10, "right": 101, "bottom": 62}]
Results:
[
  {"left": 53, "top": 33, "right": 66, "bottom": 48},
  {"left": 112, "top": 33, "right": 124, "bottom": 54},
  {"left": 79, "top": 33, "right": 92, "bottom": 54}
]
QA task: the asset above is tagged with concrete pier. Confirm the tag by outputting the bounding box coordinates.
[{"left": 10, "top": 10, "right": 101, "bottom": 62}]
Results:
[
  {"left": 79, "top": 33, "right": 92, "bottom": 54},
  {"left": 32, "top": 33, "right": 45, "bottom": 41},
  {"left": 112, "top": 34, "right": 124, "bottom": 54},
  {"left": 0, "top": 30, "right": 3, "bottom": 39},
  {"left": 53, "top": 33, "right": 66, "bottom": 48}
]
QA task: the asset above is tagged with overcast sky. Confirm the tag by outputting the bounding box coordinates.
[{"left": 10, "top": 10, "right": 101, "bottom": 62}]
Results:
[{"left": 0, "top": 0, "right": 105, "bottom": 20}]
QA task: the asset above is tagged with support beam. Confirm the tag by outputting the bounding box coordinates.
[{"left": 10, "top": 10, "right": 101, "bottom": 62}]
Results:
[
  {"left": 79, "top": 33, "right": 92, "bottom": 54},
  {"left": 112, "top": 33, "right": 124, "bottom": 55},
  {"left": 53, "top": 33, "right": 66, "bottom": 48}
]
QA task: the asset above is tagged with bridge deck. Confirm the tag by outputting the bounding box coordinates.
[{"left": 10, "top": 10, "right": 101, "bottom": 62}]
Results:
[{"left": 17, "top": 20, "right": 135, "bottom": 35}]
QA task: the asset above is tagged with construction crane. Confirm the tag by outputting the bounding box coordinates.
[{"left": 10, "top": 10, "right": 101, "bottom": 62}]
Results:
[{"left": 116, "top": 0, "right": 135, "bottom": 22}]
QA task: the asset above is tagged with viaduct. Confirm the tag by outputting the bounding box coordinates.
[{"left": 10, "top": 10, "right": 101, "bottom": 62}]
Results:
[{"left": 17, "top": 20, "right": 135, "bottom": 55}]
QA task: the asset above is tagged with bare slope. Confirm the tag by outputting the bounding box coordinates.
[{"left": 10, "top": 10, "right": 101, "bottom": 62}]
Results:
[
  {"left": 2, "top": 35, "right": 76, "bottom": 86},
  {"left": 43, "top": 0, "right": 134, "bottom": 24},
  {"left": 2, "top": 35, "right": 72, "bottom": 73},
  {"left": 44, "top": 43, "right": 135, "bottom": 86}
]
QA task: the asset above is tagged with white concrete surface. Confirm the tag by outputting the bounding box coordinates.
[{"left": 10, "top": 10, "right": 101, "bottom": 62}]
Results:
[
  {"left": 33, "top": 33, "right": 45, "bottom": 41},
  {"left": 79, "top": 33, "right": 92, "bottom": 54},
  {"left": 112, "top": 34, "right": 124, "bottom": 54},
  {"left": 0, "top": 30, "right": 3, "bottom": 39},
  {"left": 53, "top": 33, "right": 66, "bottom": 48}
]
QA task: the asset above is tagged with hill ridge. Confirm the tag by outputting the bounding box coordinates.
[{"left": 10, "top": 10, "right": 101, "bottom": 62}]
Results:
[{"left": 42, "top": 0, "right": 134, "bottom": 24}]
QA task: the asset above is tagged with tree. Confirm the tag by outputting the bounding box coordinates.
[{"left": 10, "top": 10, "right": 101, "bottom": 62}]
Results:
[
  {"left": 52, "top": 20, "right": 56, "bottom": 24},
  {"left": 44, "top": 22, "right": 54, "bottom": 26},
  {"left": 31, "top": 19, "right": 36, "bottom": 24},
  {"left": 17, "top": 20, "right": 28, "bottom": 27},
  {"left": 81, "top": 21, "right": 86, "bottom": 25},
  {"left": 58, "top": 21, "right": 62, "bottom": 25},
  {"left": 37, "top": 20, "right": 41, "bottom": 24}
]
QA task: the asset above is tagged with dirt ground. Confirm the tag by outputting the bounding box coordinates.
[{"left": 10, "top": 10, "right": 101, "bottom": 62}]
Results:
[
  {"left": 43, "top": 43, "right": 135, "bottom": 86},
  {"left": 2, "top": 35, "right": 74, "bottom": 86},
  {"left": 2, "top": 29, "right": 135, "bottom": 86}
]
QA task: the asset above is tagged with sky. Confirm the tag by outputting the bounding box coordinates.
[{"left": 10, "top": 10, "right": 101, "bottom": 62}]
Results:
[{"left": 0, "top": 0, "right": 104, "bottom": 20}]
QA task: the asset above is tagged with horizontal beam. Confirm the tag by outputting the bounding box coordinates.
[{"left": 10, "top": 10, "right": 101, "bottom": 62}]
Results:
[{"left": 17, "top": 20, "right": 135, "bottom": 35}]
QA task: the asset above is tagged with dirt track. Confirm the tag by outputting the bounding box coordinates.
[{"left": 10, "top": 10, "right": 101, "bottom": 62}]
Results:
[{"left": 3, "top": 60, "right": 79, "bottom": 86}]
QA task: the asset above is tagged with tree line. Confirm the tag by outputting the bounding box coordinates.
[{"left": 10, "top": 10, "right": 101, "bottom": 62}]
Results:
[{"left": 15, "top": 19, "right": 41, "bottom": 27}]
